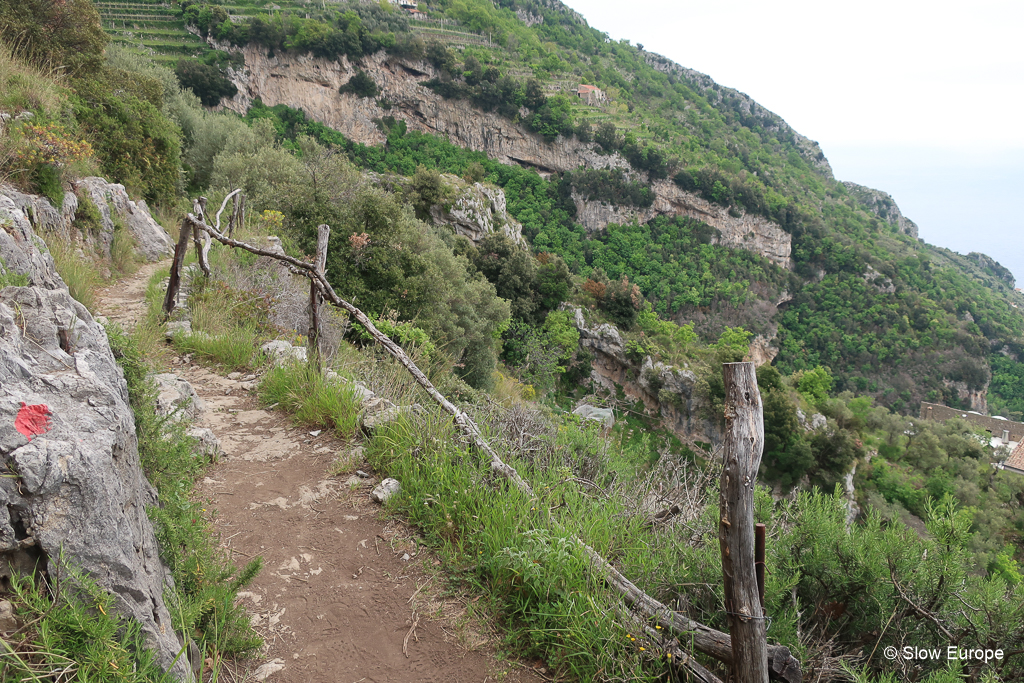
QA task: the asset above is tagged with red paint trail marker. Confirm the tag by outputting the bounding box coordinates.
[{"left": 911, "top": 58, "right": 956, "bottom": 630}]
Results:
[{"left": 15, "top": 403, "right": 52, "bottom": 441}]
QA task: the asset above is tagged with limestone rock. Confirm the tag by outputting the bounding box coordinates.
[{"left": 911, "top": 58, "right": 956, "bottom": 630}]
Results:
[
  {"left": 261, "top": 340, "right": 307, "bottom": 366},
  {"left": 0, "top": 282, "right": 192, "bottom": 679},
  {"left": 165, "top": 321, "right": 193, "bottom": 339},
  {"left": 572, "top": 404, "right": 614, "bottom": 429},
  {"left": 222, "top": 49, "right": 630, "bottom": 176},
  {"left": 370, "top": 478, "right": 401, "bottom": 504},
  {"left": 187, "top": 427, "right": 223, "bottom": 461},
  {"left": 796, "top": 408, "right": 827, "bottom": 432},
  {"left": 0, "top": 192, "right": 67, "bottom": 291},
  {"left": 362, "top": 404, "right": 420, "bottom": 433},
  {"left": 0, "top": 184, "right": 77, "bottom": 245},
  {"left": 0, "top": 599, "right": 18, "bottom": 632},
  {"left": 429, "top": 179, "right": 525, "bottom": 246},
  {"left": 842, "top": 182, "right": 918, "bottom": 238},
  {"left": 75, "top": 177, "right": 175, "bottom": 261},
  {"left": 572, "top": 181, "right": 792, "bottom": 268},
  {"left": 153, "top": 373, "right": 206, "bottom": 421}
]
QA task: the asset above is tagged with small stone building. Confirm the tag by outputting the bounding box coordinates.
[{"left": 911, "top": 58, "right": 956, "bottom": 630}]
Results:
[{"left": 576, "top": 84, "right": 606, "bottom": 106}]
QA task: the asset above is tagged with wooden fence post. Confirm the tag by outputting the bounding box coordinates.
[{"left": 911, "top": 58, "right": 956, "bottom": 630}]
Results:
[
  {"left": 162, "top": 218, "right": 193, "bottom": 318},
  {"left": 307, "top": 224, "right": 330, "bottom": 370},
  {"left": 193, "top": 197, "right": 211, "bottom": 278},
  {"left": 720, "top": 362, "right": 769, "bottom": 683},
  {"left": 227, "top": 192, "right": 241, "bottom": 238}
]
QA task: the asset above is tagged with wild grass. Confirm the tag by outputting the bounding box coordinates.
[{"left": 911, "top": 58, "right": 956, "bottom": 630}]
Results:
[
  {"left": 259, "top": 361, "right": 363, "bottom": 438},
  {"left": 48, "top": 238, "right": 101, "bottom": 311},
  {"left": 2, "top": 563, "right": 170, "bottom": 683},
  {"left": 172, "top": 324, "right": 267, "bottom": 372},
  {"left": 0, "top": 41, "right": 64, "bottom": 115},
  {"left": 110, "top": 219, "right": 141, "bottom": 278}
]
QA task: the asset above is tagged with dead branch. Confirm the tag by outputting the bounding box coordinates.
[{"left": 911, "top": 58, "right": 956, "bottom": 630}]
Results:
[{"left": 581, "top": 542, "right": 801, "bottom": 683}]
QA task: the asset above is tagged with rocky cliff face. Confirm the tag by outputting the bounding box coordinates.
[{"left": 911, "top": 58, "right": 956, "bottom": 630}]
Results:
[
  {"left": 429, "top": 177, "right": 526, "bottom": 246},
  {"left": 223, "top": 49, "right": 629, "bottom": 175},
  {"left": 222, "top": 48, "right": 790, "bottom": 266},
  {"left": 0, "top": 191, "right": 191, "bottom": 679},
  {"left": 0, "top": 179, "right": 174, "bottom": 263},
  {"left": 566, "top": 306, "right": 721, "bottom": 445},
  {"left": 841, "top": 181, "right": 919, "bottom": 238},
  {"left": 943, "top": 379, "right": 989, "bottom": 415},
  {"left": 573, "top": 180, "right": 792, "bottom": 268}
]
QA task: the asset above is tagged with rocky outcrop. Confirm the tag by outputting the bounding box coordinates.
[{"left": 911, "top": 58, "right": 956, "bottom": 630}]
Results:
[
  {"left": 429, "top": 178, "right": 525, "bottom": 246},
  {"left": 222, "top": 49, "right": 631, "bottom": 175},
  {"left": 842, "top": 182, "right": 919, "bottom": 238},
  {"left": 0, "top": 185, "right": 77, "bottom": 244},
  {"left": 0, "top": 194, "right": 192, "bottom": 679},
  {"left": 863, "top": 265, "right": 895, "bottom": 293},
  {"left": 222, "top": 49, "right": 793, "bottom": 265},
  {"left": 566, "top": 306, "right": 719, "bottom": 444},
  {"left": 74, "top": 177, "right": 175, "bottom": 261},
  {"left": 942, "top": 379, "right": 989, "bottom": 415},
  {"left": 573, "top": 180, "right": 792, "bottom": 268},
  {"left": 0, "top": 293, "right": 188, "bottom": 683},
  {"left": 1, "top": 179, "right": 174, "bottom": 263}
]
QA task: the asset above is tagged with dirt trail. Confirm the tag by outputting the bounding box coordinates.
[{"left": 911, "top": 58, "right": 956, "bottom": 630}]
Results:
[{"left": 97, "top": 264, "right": 544, "bottom": 683}]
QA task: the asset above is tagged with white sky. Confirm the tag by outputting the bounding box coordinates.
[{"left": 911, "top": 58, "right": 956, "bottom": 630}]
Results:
[{"left": 563, "top": 0, "right": 1024, "bottom": 283}]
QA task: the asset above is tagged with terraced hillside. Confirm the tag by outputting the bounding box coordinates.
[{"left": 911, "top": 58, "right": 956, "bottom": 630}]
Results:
[{"left": 96, "top": 0, "right": 209, "bottom": 62}]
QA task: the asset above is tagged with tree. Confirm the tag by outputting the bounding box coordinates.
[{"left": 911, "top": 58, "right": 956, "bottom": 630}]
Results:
[
  {"left": 0, "top": 0, "right": 108, "bottom": 75},
  {"left": 175, "top": 61, "right": 238, "bottom": 107},
  {"left": 339, "top": 69, "right": 378, "bottom": 98}
]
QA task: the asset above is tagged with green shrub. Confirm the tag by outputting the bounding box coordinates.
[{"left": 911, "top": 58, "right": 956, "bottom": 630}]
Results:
[{"left": 339, "top": 69, "right": 378, "bottom": 98}]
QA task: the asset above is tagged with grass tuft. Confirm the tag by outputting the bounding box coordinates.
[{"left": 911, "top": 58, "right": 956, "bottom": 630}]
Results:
[
  {"left": 259, "top": 361, "right": 363, "bottom": 439},
  {"left": 48, "top": 238, "right": 101, "bottom": 311},
  {"left": 172, "top": 325, "right": 267, "bottom": 372}
]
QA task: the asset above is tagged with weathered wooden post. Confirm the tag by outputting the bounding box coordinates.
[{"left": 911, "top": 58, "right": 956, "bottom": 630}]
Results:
[
  {"left": 162, "top": 218, "right": 193, "bottom": 317},
  {"left": 227, "top": 192, "right": 241, "bottom": 238},
  {"left": 307, "top": 224, "right": 330, "bottom": 371},
  {"left": 238, "top": 194, "right": 246, "bottom": 235},
  {"left": 719, "top": 362, "right": 769, "bottom": 683},
  {"left": 193, "top": 197, "right": 211, "bottom": 278}
]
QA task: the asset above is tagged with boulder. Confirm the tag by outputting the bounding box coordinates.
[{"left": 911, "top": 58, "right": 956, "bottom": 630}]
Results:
[
  {"left": 0, "top": 284, "right": 192, "bottom": 679},
  {"left": 152, "top": 373, "right": 205, "bottom": 421},
  {"left": 572, "top": 404, "right": 615, "bottom": 429},
  {"left": 74, "top": 177, "right": 175, "bottom": 261},
  {"left": 261, "top": 340, "right": 307, "bottom": 366}
]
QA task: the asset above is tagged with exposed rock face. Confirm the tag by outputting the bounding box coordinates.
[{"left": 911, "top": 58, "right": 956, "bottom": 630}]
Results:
[
  {"left": 746, "top": 334, "right": 778, "bottom": 367},
  {"left": 863, "top": 264, "right": 895, "bottom": 293},
  {"left": 967, "top": 252, "right": 1015, "bottom": 289},
  {"left": 1, "top": 179, "right": 174, "bottom": 263},
  {"left": 0, "top": 205, "right": 191, "bottom": 679},
  {"left": 222, "top": 49, "right": 630, "bottom": 175},
  {"left": 573, "top": 180, "right": 792, "bottom": 268},
  {"left": 0, "top": 184, "right": 77, "bottom": 244},
  {"left": 0, "top": 194, "right": 66, "bottom": 290},
  {"left": 222, "top": 49, "right": 792, "bottom": 265},
  {"left": 943, "top": 379, "right": 989, "bottom": 415},
  {"left": 429, "top": 178, "right": 525, "bottom": 246},
  {"left": 841, "top": 182, "right": 919, "bottom": 238},
  {"left": 74, "top": 177, "right": 175, "bottom": 261},
  {"left": 566, "top": 306, "right": 720, "bottom": 444}
]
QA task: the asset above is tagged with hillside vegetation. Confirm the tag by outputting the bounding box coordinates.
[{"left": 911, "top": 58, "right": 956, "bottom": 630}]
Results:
[{"left": 3, "top": 0, "right": 1024, "bottom": 680}]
